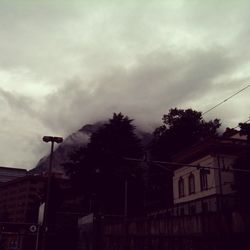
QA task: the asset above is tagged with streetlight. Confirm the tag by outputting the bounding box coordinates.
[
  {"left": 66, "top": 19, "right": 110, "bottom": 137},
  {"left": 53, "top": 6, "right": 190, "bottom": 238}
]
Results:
[{"left": 41, "top": 136, "right": 63, "bottom": 250}]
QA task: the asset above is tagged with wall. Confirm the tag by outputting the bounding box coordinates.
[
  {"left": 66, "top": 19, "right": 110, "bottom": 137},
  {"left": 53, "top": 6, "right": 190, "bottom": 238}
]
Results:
[
  {"left": 214, "top": 154, "right": 236, "bottom": 195},
  {"left": 173, "top": 154, "right": 236, "bottom": 205},
  {"left": 173, "top": 155, "right": 217, "bottom": 205},
  {"left": 100, "top": 212, "right": 250, "bottom": 250}
]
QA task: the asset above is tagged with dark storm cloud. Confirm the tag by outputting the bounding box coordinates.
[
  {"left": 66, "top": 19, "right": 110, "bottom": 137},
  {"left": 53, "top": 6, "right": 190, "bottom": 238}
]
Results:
[{"left": 38, "top": 46, "right": 243, "bottom": 134}]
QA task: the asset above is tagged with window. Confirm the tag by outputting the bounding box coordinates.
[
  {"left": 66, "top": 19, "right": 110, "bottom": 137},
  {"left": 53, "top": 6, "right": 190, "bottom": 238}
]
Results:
[
  {"left": 189, "top": 205, "right": 196, "bottom": 215},
  {"left": 202, "top": 202, "right": 208, "bottom": 213},
  {"left": 178, "top": 177, "right": 185, "bottom": 198},
  {"left": 188, "top": 173, "right": 195, "bottom": 194},
  {"left": 200, "top": 169, "right": 208, "bottom": 191},
  {"left": 180, "top": 207, "right": 185, "bottom": 216}
]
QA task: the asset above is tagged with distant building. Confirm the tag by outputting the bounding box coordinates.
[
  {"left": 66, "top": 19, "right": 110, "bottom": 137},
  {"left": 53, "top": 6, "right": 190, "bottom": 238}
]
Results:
[
  {"left": 0, "top": 175, "right": 46, "bottom": 223},
  {"left": 0, "top": 166, "right": 27, "bottom": 183},
  {"left": 172, "top": 137, "right": 247, "bottom": 215},
  {"left": 0, "top": 170, "right": 72, "bottom": 223},
  {"left": 0, "top": 171, "right": 77, "bottom": 250}
]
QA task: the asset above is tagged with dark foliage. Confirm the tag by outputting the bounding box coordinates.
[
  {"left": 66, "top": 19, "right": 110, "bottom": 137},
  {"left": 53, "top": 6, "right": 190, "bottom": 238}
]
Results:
[
  {"left": 64, "top": 113, "right": 144, "bottom": 216},
  {"left": 223, "top": 127, "right": 238, "bottom": 138},
  {"left": 151, "top": 108, "right": 221, "bottom": 161},
  {"left": 47, "top": 177, "right": 64, "bottom": 223},
  {"left": 146, "top": 108, "right": 221, "bottom": 212},
  {"left": 239, "top": 122, "right": 250, "bottom": 140}
]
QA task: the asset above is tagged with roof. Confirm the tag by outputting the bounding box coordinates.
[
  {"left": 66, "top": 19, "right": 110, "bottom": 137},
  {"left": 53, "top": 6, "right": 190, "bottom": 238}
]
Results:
[
  {"left": 172, "top": 137, "right": 249, "bottom": 165},
  {"left": 0, "top": 166, "right": 28, "bottom": 183},
  {"left": 0, "top": 174, "right": 46, "bottom": 188},
  {"left": 0, "top": 166, "right": 27, "bottom": 172}
]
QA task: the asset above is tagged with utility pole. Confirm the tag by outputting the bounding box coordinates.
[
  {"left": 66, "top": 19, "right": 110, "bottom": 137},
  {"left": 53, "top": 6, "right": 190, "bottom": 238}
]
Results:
[
  {"left": 217, "top": 155, "right": 223, "bottom": 212},
  {"left": 41, "top": 136, "right": 63, "bottom": 250},
  {"left": 124, "top": 178, "right": 128, "bottom": 218},
  {"left": 124, "top": 177, "right": 129, "bottom": 250}
]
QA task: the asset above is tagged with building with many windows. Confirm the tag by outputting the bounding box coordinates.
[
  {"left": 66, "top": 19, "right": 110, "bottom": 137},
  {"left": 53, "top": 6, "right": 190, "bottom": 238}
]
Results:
[
  {"left": 172, "top": 136, "right": 248, "bottom": 215},
  {"left": 0, "top": 175, "right": 46, "bottom": 223},
  {"left": 0, "top": 166, "right": 27, "bottom": 183}
]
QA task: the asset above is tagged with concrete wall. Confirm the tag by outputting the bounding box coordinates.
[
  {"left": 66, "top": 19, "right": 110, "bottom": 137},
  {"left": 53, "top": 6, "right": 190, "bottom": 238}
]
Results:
[{"left": 101, "top": 212, "right": 250, "bottom": 250}]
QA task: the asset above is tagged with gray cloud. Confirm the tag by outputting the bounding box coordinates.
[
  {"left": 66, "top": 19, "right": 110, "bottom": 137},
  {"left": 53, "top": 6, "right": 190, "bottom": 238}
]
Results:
[
  {"left": 38, "top": 45, "right": 248, "bottom": 134},
  {"left": 0, "top": 0, "right": 250, "bottom": 169},
  {"left": 0, "top": 88, "right": 37, "bottom": 116}
]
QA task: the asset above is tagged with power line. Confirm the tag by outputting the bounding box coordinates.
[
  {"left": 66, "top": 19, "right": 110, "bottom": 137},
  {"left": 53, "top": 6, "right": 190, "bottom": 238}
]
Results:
[
  {"left": 233, "top": 117, "right": 250, "bottom": 129},
  {"left": 151, "top": 162, "right": 173, "bottom": 173},
  {"left": 123, "top": 157, "right": 250, "bottom": 174},
  {"left": 202, "top": 84, "right": 250, "bottom": 116}
]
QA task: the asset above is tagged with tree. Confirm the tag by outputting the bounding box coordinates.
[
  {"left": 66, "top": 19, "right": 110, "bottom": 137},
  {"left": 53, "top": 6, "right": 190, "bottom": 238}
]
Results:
[
  {"left": 65, "top": 113, "right": 144, "bottom": 216},
  {"left": 239, "top": 122, "right": 250, "bottom": 140},
  {"left": 151, "top": 108, "right": 221, "bottom": 161},
  {"left": 84, "top": 113, "right": 142, "bottom": 173},
  {"left": 146, "top": 108, "right": 221, "bottom": 211}
]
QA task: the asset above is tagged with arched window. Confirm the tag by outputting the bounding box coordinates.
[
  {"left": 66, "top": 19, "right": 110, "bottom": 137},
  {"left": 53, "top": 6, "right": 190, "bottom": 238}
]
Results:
[
  {"left": 200, "top": 169, "right": 208, "bottom": 191},
  {"left": 189, "top": 173, "right": 195, "bottom": 194},
  {"left": 178, "top": 177, "right": 185, "bottom": 198}
]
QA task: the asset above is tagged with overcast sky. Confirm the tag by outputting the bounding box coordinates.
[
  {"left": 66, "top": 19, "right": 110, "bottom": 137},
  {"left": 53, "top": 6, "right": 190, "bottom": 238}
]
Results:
[{"left": 0, "top": 0, "right": 250, "bottom": 169}]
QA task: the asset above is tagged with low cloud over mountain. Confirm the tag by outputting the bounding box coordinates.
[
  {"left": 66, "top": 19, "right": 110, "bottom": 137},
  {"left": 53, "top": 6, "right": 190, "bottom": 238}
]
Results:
[{"left": 0, "top": 1, "right": 250, "bottom": 169}]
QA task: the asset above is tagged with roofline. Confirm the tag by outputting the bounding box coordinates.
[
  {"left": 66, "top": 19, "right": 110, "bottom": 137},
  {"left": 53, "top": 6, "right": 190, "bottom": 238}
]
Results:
[
  {"left": 172, "top": 137, "right": 249, "bottom": 164},
  {"left": 0, "top": 173, "right": 69, "bottom": 188},
  {"left": 0, "top": 166, "right": 27, "bottom": 172},
  {"left": 0, "top": 175, "right": 46, "bottom": 188}
]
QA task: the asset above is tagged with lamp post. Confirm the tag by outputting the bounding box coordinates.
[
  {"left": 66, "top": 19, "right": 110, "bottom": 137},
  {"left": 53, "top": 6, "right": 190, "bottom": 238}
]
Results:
[{"left": 42, "top": 136, "right": 63, "bottom": 250}]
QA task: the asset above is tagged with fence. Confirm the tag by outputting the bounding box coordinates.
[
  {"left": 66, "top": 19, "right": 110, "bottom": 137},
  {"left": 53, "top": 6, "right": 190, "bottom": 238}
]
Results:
[{"left": 98, "top": 212, "right": 250, "bottom": 250}]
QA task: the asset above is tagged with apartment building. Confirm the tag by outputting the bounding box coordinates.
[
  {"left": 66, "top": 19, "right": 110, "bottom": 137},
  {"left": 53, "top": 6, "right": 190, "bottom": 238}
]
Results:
[
  {"left": 0, "top": 175, "right": 46, "bottom": 223},
  {"left": 0, "top": 166, "right": 27, "bottom": 183}
]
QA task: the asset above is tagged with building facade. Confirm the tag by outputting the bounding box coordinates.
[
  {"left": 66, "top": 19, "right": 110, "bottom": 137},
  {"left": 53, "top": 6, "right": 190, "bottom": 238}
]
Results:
[
  {"left": 0, "top": 166, "right": 27, "bottom": 183},
  {"left": 0, "top": 175, "right": 46, "bottom": 223},
  {"left": 172, "top": 137, "right": 247, "bottom": 215}
]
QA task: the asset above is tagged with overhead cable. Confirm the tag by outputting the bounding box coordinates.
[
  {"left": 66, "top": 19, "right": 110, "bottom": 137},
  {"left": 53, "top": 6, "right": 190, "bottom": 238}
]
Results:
[
  {"left": 233, "top": 117, "right": 250, "bottom": 129},
  {"left": 123, "top": 157, "right": 250, "bottom": 174},
  {"left": 202, "top": 84, "right": 250, "bottom": 116}
]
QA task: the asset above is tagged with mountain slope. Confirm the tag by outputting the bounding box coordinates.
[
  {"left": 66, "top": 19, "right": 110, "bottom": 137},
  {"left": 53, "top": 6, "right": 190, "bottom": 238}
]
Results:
[{"left": 31, "top": 122, "right": 152, "bottom": 175}]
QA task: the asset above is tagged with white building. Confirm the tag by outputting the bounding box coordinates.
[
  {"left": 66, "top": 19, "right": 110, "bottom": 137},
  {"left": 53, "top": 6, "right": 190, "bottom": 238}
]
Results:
[{"left": 172, "top": 137, "right": 247, "bottom": 215}]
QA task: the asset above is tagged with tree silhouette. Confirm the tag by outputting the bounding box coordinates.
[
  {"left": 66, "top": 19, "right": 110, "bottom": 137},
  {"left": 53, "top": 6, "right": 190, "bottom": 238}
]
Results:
[
  {"left": 151, "top": 108, "right": 221, "bottom": 161},
  {"left": 146, "top": 108, "right": 221, "bottom": 212},
  {"left": 65, "top": 113, "right": 144, "bottom": 215},
  {"left": 239, "top": 122, "right": 250, "bottom": 140}
]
